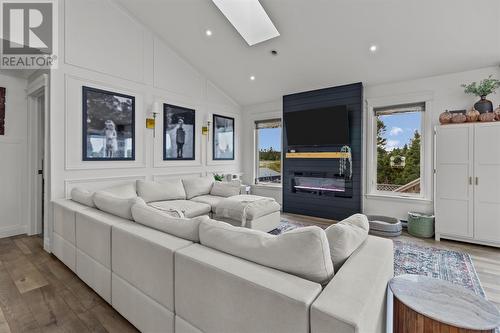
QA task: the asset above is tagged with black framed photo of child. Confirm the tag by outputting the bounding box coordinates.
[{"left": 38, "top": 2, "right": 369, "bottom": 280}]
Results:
[
  {"left": 213, "top": 114, "right": 234, "bottom": 160},
  {"left": 82, "top": 86, "right": 135, "bottom": 161},
  {"left": 163, "top": 104, "right": 195, "bottom": 160}
]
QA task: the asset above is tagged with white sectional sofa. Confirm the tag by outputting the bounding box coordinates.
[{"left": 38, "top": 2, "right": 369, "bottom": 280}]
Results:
[{"left": 52, "top": 177, "right": 393, "bottom": 333}]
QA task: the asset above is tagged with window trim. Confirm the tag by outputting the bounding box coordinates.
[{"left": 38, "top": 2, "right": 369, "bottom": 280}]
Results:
[
  {"left": 366, "top": 93, "right": 432, "bottom": 201},
  {"left": 254, "top": 118, "right": 282, "bottom": 186}
]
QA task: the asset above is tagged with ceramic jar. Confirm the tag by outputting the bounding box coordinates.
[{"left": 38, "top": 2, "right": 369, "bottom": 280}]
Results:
[
  {"left": 451, "top": 113, "right": 466, "bottom": 123},
  {"left": 479, "top": 112, "right": 496, "bottom": 122},
  {"left": 465, "top": 108, "right": 480, "bottom": 122},
  {"left": 439, "top": 110, "right": 453, "bottom": 124}
]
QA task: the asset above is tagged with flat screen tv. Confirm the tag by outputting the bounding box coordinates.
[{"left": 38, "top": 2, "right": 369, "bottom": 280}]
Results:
[{"left": 284, "top": 106, "right": 349, "bottom": 146}]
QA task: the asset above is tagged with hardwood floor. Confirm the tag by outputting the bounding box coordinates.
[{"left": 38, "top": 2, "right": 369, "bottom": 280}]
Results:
[
  {"left": 1, "top": 215, "right": 499, "bottom": 332},
  {"left": 0, "top": 235, "right": 138, "bottom": 333}
]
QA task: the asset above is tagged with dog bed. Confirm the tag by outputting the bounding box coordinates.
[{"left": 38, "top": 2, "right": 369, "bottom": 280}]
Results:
[{"left": 367, "top": 215, "right": 402, "bottom": 237}]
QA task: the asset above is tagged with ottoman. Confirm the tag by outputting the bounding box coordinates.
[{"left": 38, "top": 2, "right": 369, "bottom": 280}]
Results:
[
  {"left": 367, "top": 215, "right": 402, "bottom": 237},
  {"left": 214, "top": 195, "right": 281, "bottom": 232}
]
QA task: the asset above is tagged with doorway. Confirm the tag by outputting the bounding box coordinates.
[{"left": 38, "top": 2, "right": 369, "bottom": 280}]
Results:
[{"left": 27, "top": 74, "right": 49, "bottom": 241}]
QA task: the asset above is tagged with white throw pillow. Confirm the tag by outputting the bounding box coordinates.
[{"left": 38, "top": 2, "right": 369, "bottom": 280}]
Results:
[
  {"left": 210, "top": 180, "right": 241, "bottom": 197},
  {"left": 101, "top": 183, "right": 137, "bottom": 198},
  {"left": 70, "top": 187, "right": 95, "bottom": 207},
  {"left": 131, "top": 203, "right": 207, "bottom": 242},
  {"left": 325, "top": 214, "right": 369, "bottom": 271},
  {"left": 182, "top": 176, "right": 214, "bottom": 199},
  {"left": 93, "top": 191, "right": 144, "bottom": 220},
  {"left": 136, "top": 179, "right": 187, "bottom": 203},
  {"left": 199, "top": 219, "right": 334, "bottom": 284}
]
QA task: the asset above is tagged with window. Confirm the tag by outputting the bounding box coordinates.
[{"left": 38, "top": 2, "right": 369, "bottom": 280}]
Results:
[
  {"left": 373, "top": 103, "right": 424, "bottom": 196},
  {"left": 255, "top": 119, "right": 282, "bottom": 184}
]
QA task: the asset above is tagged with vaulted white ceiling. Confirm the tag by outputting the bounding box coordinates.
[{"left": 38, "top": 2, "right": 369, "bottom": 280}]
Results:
[{"left": 115, "top": 0, "right": 500, "bottom": 106}]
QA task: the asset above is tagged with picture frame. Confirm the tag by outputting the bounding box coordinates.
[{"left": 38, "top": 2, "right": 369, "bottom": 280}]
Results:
[
  {"left": 213, "top": 114, "right": 235, "bottom": 160},
  {"left": 82, "top": 86, "right": 135, "bottom": 161},
  {"left": 163, "top": 103, "right": 196, "bottom": 160}
]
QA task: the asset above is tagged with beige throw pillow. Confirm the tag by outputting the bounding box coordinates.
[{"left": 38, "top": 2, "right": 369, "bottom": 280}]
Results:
[{"left": 325, "top": 214, "right": 369, "bottom": 271}]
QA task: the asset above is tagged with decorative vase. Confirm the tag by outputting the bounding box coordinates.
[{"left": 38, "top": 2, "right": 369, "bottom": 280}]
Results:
[
  {"left": 478, "top": 112, "right": 496, "bottom": 122},
  {"left": 439, "top": 110, "right": 453, "bottom": 124},
  {"left": 465, "top": 108, "right": 480, "bottom": 122},
  {"left": 451, "top": 113, "right": 466, "bottom": 124},
  {"left": 474, "top": 96, "right": 494, "bottom": 113},
  {"left": 494, "top": 106, "right": 500, "bottom": 121}
]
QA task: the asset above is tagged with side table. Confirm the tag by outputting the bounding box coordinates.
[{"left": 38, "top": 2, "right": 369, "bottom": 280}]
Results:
[{"left": 389, "top": 274, "right": 500, "bottom": 332}]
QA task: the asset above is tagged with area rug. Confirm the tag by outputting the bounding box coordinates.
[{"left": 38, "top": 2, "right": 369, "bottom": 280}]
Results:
[{"left": 270, "top": 220, "right": 486, "bottom": 298}]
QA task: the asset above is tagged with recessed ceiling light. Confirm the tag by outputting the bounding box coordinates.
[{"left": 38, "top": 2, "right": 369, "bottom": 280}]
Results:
[
  {"left": 211, "top": 0, "right": 280, "bottom": 46},
  {"left": 250, "top": 75, "right": 256, "bottom": 81},
  {"left": 205, "top": 29, "right": 213, "bottom": 37},
  {"left": 369, "top": 45, "right": 378, "bottom": 52}
]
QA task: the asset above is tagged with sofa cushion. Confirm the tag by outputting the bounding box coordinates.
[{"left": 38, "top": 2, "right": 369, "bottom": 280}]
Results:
[
  {"left": 215, "top": 195, "right": 281, "bottom": 223},
  {"left": 199, "top": 219, "right": 334, "bottom": 284},
  {"left": 101, "top": 183, "right": 137, "bottom": 198},
  {"left": 131, "top": 203, "right": 208, "bottom": 242},
  {"left": 136, "top": 179, "right": 186, "bottom": 203},
  {"left": 182, "top": 176, "right": 214, "bottom": 199},
  {"left": 149, "top": 200, "right": 211, "bottom": 218},
  {"left": 190, "top": 195, "right": 224, "bottom": 213},
  {"left": 93, "top": 191, "right": 145, "bottom": 220},
  {"left": 210, "top": 181, "right": 241, "bottom": 197},
  {"left": 324, "top": 213, "right": 369, "bottom": 271},
  {"left": 70, "top": 187, "right": 95, "bottom": 207}
]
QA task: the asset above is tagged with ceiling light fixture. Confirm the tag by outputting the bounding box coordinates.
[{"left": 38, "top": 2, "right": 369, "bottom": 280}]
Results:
[
  {"left": 205, "top": 29, "right": 213, "bottom": 37},
  {"left": 211, "top": 0, "right": 280, "bottom": 46},
  {"left": 369, "top": 45, "right": 378, "bottom": 52},
  {"left": 250, "top": 75, "right": 256, "bottom": 81}
]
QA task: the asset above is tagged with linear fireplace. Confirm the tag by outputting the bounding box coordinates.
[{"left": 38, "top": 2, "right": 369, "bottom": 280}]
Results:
[{"left": 291, "top": 172, "right": 352, "bottom": 198}]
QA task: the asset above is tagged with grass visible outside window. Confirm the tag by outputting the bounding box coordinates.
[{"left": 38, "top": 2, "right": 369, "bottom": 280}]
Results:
[{"left": 256, "top": 120, "right": 281, "bottom": 184}]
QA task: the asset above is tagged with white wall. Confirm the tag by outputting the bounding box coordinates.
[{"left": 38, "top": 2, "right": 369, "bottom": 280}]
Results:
[
  {"left": 242, "top": 66, "right": 500, "bottom": 220},
  {"left": 0, "top": 72, "right": 28, "bottom": 238},
  {"left": 48, "top": 0, "right": 242, "bottom": 247}
]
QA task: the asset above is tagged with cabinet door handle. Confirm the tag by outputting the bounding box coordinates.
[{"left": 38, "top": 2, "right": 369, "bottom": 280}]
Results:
[
  {"left": 469, "top": 176, "right": 472, "bottom": 185},
  {"left": 475, "top": 177, "right": 479, "bottom": 185}
]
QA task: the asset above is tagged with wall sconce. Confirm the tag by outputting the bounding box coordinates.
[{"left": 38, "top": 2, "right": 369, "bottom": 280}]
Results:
[
  {"left": 202, "top": 113, "right": 211, "bottom": 138},
  {"left": 147, "top": 101, "right": 162, "bottom": 137}
]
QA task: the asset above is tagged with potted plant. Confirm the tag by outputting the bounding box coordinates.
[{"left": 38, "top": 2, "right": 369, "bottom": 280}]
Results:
[
  {"left": 461, "top": 75, "right": 500, "bottom": 113},
  {"left": 213, "top": 173, "right": 224, "bottom": 182}
]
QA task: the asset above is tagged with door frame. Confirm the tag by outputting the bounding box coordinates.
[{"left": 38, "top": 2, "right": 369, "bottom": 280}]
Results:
[{"left": 27, "top": 74, "right": 49, "bottom": 239}]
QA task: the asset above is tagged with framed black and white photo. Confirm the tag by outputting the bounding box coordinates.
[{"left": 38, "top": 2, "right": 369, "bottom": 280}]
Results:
[
  {"left": 82, "top": 86, "right": 135, "bottom": 161},
  {"left": 163, "top": 104, "right": 195, "bottom": 160},
  {"left": 213, "top": 114, "right": 234, "bottom": 160}
]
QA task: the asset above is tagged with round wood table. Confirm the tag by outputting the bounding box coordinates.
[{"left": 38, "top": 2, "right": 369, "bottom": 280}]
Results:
[{"left": 389, "top": 274, "right": 500, "bottom": 333}]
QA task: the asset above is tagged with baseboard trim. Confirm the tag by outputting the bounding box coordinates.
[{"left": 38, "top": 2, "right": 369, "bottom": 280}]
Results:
[{"left": 0, "top": 225, "right": 27, "bottom": 239}]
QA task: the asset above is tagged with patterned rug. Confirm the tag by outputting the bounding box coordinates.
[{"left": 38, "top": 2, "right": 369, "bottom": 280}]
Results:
[{"left": 270, "top": 220, "right": 486, "bottom": 297}]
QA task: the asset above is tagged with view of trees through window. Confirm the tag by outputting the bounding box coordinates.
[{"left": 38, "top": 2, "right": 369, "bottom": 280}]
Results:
[
  {"left": 376, "top": 111, "right": 422, "bottom": 194},
  {"left": 256, "top": 121, "right": 281, "bottom": 184}
]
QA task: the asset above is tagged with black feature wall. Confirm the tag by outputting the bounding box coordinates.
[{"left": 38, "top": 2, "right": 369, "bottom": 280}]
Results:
[{"left": 282, "top": 83, "right": 363, "bottom": 220}]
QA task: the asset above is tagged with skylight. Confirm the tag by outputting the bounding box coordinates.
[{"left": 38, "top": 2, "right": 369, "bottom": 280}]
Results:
[{"left": 211, "top": 0, "right": 280, "bottom": 46}]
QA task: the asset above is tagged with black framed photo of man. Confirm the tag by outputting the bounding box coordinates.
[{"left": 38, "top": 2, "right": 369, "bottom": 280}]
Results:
[
  {"left": 213, "top": 114, "right": 235, "bottom": 160},
  {"left": 163, "top": 104, "right": 195, "bottom": 160},
  {"left": 82, "top": 86, "right": 135, "bottom": 161}
]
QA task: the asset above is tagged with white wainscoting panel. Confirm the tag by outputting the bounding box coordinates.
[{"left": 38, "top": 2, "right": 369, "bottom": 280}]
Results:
[
  {"left": 152, "top": 173, "right": 204, "bottom": 183},
  {"left": 64, "top": 0, "right": 145, "bottom": 83}
]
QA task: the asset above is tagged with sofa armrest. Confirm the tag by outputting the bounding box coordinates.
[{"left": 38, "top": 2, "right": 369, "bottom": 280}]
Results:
[{"left": 311, "top": 236, "right": 394, "bottom": 333}]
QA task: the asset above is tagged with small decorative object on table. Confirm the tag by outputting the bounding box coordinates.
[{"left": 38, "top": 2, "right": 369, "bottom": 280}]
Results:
[
  {"left": 390, "top": 274, "right": 500, "bottom": 333},
  {"left": 407, "top": 212, "right": 434, "bottom": 238},
  {"left": 213, "top": 173, "right": 225, "bottom": 182},
  {"left": 479, "top": 112, "right": 496, "bottom": 122},
  {"left": 439, "top": 110, "right": 453, "bottom": 124},
  {"left": 466, "top": 108, "right": 481, "bottom": 122},
  {"left": 461, "top": 75, "right": 500, "bottom": 113},
  {"left": 451, "top": 112, "right": 467, "bottom": 124},
  {"left": 494, "top": 105, "right": 500, "bottom": 121}
]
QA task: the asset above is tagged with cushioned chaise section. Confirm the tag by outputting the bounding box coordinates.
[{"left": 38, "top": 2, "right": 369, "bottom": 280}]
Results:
[
  {"left": 75, "top": 209, "right": 128, "bottom": 268},
  {"left": 311, "top": 236, "right": 394, "bottom": 333},
  {"left": 112, "top": 221, "right": 192, "bottom": 311},
  {"left": 190, "top": 195, "right": 224, "bottom": 213},
  {"left": 218, "top": 211, "right": 282, "bottom": 232},
  {"left": 175, "top": 244, "right": 322, "bottom": 333},
  {"left": 149, "top": 200, "right": 211, "bottom": 218},
  {"left": 76, "top": 249, "right": 112, "bottom": 303},
  {"left": 112, "top": 273, "right": 175, "bottom": 333},
  {"left": 52, "top": 233, "right": 76, "bottom": 271},
  {"left": 175, "top": 315, "right": 203, "bottom": 333}
]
